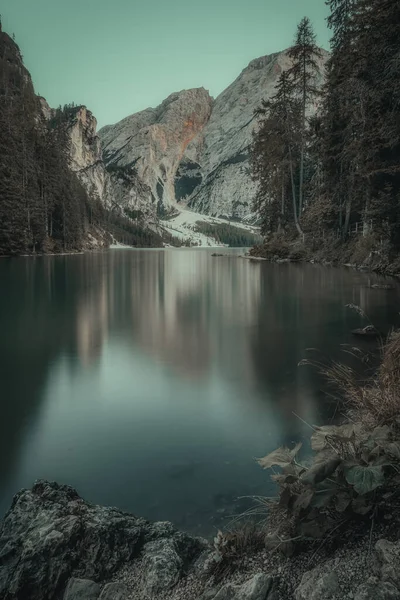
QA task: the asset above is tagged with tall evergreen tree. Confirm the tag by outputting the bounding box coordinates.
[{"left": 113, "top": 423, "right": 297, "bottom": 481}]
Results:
[
  {"left": 252, "top": 72, "right": 302, "bottom": 235},
  {"left": 288, "top": 17, "right": 322, "bottom": 221}
]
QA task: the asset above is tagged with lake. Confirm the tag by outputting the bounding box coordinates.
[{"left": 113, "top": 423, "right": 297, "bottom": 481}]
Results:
[{"left": 0, "top": 249, "right": 399, "bottom": 536}]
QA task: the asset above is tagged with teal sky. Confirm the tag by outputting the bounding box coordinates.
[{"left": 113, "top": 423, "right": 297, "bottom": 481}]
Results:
[{"left": 2, "top": 0, "right": 330, "bottom": 129}]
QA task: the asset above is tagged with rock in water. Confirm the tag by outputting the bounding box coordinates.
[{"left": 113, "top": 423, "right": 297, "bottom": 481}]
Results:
[{"left": 0, "top": 481, "right": 207, "bottom": 600}]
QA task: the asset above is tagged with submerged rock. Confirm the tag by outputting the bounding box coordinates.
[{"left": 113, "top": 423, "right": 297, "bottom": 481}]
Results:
[
  {"left": 351, "top": 325, "right": 381, "bottom": 338},
  {"left": 371, "top": 284, "right": 395, "bottom": 290},
  {"left": 0, "top": 481, "right": 207, "bottom": 600}
]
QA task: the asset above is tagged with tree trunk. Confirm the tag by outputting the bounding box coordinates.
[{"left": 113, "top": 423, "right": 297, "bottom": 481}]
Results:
[
  {"left": 362, "top": 182, "right": 371, "bottom": 236},
  {"left": 343, "top": 198, "right": 352, "bottom": 238},
  {"left": 289, "top": 145, "right": 303, "bottom": 236},
  {"left": 298, "top": 54, "right": 306, "bottom": 218}
]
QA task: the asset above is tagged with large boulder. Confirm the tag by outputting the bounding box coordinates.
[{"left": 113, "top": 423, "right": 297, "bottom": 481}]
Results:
[
  {"left": 141, "top": 538, "right": 184, "bottom": 595},
  {"left": 374, "top": 539, "right": 400, "bottom": 588},
  {"left": 63, "top": 578, "right": 101, "bottom": 600},
  {"left": 295, "top": 559, "right": 341, "bottom": 600},
  {"left": 210, "top": 573, "right": 276, "bottom": 600},
  {"left": 0, "top": 481, "right": 207, "bottom": 600},
  {"left": 354, "top": 578, "right": 400, "bottom": 600}
]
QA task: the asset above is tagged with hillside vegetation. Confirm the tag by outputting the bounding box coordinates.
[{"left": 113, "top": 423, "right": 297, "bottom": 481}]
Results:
[{"left": 252, "top": 1, "right": 400, "bottom": 270}]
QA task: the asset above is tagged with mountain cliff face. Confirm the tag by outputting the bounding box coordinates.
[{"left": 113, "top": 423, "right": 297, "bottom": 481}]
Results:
[
  {"left": 39, "top": 101, "right": 158, "bottom": 227},
  {"left": 64, "top": 106, "right": 112, "bottom": 206},
  {"left": 99, "top": 88, "right": 213, "bottom": 215},
  {"left": 98, "top": 48, "right": 328, "bottom": 222},
  {"left": 188, "top": 49, "right": 328, "bottom": 219}
]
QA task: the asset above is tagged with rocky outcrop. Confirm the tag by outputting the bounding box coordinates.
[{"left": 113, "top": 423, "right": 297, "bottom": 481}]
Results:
[
  {"left": 99, "top": 88, "right": 213, "bottom": 214},
  {"left": 3, "top": 481, "right": 400, "bottom": 600},
  {"left": 98, "top": 49, "right": 328, "bottom": 222},
  {"left": 0, "top": 481, "right": 207, "bottom": 600},
  {"left": 66, "top": 107, "right": 108, "bottom": 203},
  {"left": 38, "top": 103, "right": 158, "bottom": 228},
  {"left": 295, "top": 539, "right": 400, "bottom": 600}
]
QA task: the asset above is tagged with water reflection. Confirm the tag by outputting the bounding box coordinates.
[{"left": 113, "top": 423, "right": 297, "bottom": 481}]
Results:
[{"left": 0, "top": 251, "right": 399, "bottom": 535}]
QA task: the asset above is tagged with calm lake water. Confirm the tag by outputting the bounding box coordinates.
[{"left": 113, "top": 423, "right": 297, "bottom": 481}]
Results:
[{"left": 1, "top": 249, "right": 399, "bottom": 536}]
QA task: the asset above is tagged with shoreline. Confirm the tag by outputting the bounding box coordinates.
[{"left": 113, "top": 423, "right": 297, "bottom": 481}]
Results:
[{"left": 1, "top": 480, "right": 400, "bottom": 600}]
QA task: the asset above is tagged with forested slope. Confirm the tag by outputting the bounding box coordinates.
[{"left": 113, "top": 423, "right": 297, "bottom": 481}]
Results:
[{"left": 252, "top": 1, "right": 400, "bottom": 271}]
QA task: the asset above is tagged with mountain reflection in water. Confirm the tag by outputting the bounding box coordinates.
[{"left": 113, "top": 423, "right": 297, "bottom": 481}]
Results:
[{"left": 0, "top": 249, "right": 399, "bottom": 536}]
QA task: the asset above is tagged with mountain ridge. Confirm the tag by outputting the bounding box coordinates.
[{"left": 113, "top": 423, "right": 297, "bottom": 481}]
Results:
[{"left": 97, "top": 46, "right": 328, "bottom": 223}]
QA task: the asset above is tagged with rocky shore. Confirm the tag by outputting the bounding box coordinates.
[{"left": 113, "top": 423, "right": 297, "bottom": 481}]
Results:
[
  {"left": 1, "top": 481, "right": 400, "bottom": 600},
  {"left": 249, "top": 236, "right": 400, "bottom": 278}
]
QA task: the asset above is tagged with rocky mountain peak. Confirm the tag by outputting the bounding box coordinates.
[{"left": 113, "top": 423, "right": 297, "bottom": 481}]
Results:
[
  {"left": 96, "top": 48, "right": 328, "bottom": 222},
  {"left": 65, "top": 105, "right": 102, "bottom": 172},
  {"left": 99, "top": 87, "right": 213, "bottom": 210}
]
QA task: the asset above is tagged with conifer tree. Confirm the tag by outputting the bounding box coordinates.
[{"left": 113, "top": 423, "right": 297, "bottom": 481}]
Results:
[{"left": 288, "top": 17, "right": 322, "bottom": 221}]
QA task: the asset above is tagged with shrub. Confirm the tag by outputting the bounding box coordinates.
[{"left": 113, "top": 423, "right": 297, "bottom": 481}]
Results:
[{"left": 248, "top": 328, "right": 400, "bottom": 554}]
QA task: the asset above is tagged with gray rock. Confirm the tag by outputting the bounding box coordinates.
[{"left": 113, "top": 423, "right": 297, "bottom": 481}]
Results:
[
  {"left": 99, "top": 582, "right": 128, "bottom": 600},
  {"left": 295, "top": 559, "right": 341, "bottom": 600},
  {"left": 374, "top": 539, "right": 400, "bottom": 587},
  {"left": 212, "top": 573, "right": 276, "bottom": 600},
  {"left": 99, "top": 88, "right": 213, "bottom": 213},
  {"left": 0, "top": 480, "right": 207, "bottom": 600},
  {"left": 63, "top": 578, "right": 101, "bottom": 600},
  {"left": 355, "top": 577, "right": 400, "bottom": 600},
  {"left": 141, "top": 538, "right": 183, "bottom": 595}
]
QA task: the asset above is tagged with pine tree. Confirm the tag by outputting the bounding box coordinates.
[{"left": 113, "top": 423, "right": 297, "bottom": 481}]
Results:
[
  {"left": 288, "top": 17, "right": 322, "bottom": 221},
  {"left": 252, "top": 71, "right": 303, "bottom": 235}
]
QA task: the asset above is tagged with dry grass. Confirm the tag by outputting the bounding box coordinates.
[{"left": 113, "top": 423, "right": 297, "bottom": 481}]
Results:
[
  {"left": 211, "top": 318, "right": 400, "bottom": 570},
  {"left": 208, "top": 522, "right": 267, "bottom": 579},
  {"left": 301, "top": 328, "right": 400, "bottom": 428}
]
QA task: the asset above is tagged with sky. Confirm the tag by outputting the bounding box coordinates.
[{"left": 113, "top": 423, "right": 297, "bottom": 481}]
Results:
[{"left": 2, "top": 0, "right": 330, "bottom": 129}]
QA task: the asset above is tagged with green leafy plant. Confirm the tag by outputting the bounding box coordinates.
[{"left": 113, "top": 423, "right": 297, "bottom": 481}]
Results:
[{"left": 256, "top": 419, "right": 400, "bottom": 546}]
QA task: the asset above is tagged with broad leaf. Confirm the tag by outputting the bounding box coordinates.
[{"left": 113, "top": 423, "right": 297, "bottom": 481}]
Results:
[
  {"left": 293, "top": 489, "right": 314, "bottom": 511},
  {"left": 335, "top": 492, "right": 352, "bottom": 513},
  {"left": 299, "top": 517, "right": 337, "bottom": 539},
  {"left": 311, "top": 424, "right": 361, "bottom": 451},
  {"left": 271, "top": 473, "right": 298, "bottom": 484},
  {"left": 344, "top": 465, "right": 384, "bottom": 494},
  {"left": 369, "top": 425, "right": 392, "bottom": 442},
  {"left": 257, "top": 442, "right": 302, "bottom": 469},
  {"left": 301, "top": 457, "right": 341, "bottom": 485},
  {"left": 384, "top": 442, "right": 400, "bottom": 460},
  {"left": 311, "top": 489, "right": 336, "bottom": 509}
]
